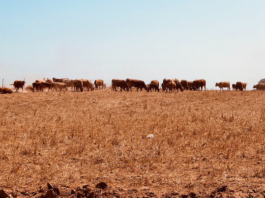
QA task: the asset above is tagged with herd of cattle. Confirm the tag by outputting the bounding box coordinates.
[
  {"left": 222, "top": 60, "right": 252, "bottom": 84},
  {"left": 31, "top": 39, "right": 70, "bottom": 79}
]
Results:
[{"left": 0, "top": 78, "right": 265, "bottom": 94}]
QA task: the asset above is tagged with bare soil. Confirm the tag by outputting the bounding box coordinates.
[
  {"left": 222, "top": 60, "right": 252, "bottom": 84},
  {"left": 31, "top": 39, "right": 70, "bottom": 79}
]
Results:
[{"left": 0, "top": 89, "right": 265, "bottom": 197}]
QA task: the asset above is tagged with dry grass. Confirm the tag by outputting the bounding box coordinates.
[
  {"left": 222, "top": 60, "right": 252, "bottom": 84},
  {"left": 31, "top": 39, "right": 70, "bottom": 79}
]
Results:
[{"left": 0, "top": 89, "right": 265, "bottom": 193}]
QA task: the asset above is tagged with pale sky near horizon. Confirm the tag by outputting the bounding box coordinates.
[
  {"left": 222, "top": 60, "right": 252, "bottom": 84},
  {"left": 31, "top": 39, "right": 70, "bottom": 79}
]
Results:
[{"left": 1, "top": 1, "right": 265, "bottom": 89}]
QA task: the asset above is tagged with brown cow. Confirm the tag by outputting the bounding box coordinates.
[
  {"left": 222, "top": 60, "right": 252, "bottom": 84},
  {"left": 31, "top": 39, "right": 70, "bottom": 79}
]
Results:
[
  {"left": 53, "top": 82, "right": 67, "bottom": 91},
  {"left": 174, "top": 81, "right": 184, "bottom": 92},
  {"left": 242, "top": 83, "right": 247, "bottom": 90},
  {"left": 112, "top": 79, "right": 129, "bottom": 91},
  {"left": 161, "top": 79, "right": 171, "bottom": 92},
  {"left": 192, "top": 79, "right": 206, "bottom": 90},
  {"left": 187, "top": 81, "right": 193, "bottom": 89},
  {"left": 215, "top": 81, "right": 230, "bottom": 90},
  {"left": 46, "top": 79, "right": 53, "bottom": 84},
  {"left": 253, "top": 83, "right": 265, "bottom": 90},
  {"left": 0, "top": 88, "right": 13, "bottom": 94},
  {"left": 82, "top": 79, "right": 94, "bottom": 91},
  {"left": 151, "top": 80, "right": 159, "bottom": 88},
  {"left": 165, "top": 80, "right": 176, "bottom": 93},
  {"left": 233, "top": 81, "right": 244, "bottom": 91},
  {"left": 64, "top": 79, "right": 74, "bottom": 91},
  {"left": 94, "top": 79, "right": 104, "bottom": 90},
  {"left": 181, "top": 80, "right": 188, "bottom": 90},
  {"left": 147, "top": 83, "right": 160, "bottom": 92},
  {"left": 35, "top": 79, "right": 46, "bottom": 83},
  {"left": 126, "top": 79, "right": 147, "bottom": 91},
  {"left": 74, "top": 80, "right": 83, "bottom": 92},
  {"left": 53, "top": 78, "right": 67, "bottom": 83},
  {"left": 41, "top": 82, "right": 53, "bottom": 92},
  {"left": 12, "top": 80, "right": 26, "bottom": 92},
  {"left": 32, "top": 82, "right": 41, "bottom": 92}
]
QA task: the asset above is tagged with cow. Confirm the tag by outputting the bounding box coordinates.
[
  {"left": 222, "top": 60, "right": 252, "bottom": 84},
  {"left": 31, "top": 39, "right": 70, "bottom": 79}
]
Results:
[
  {"left": 64, "top": 79, "right": 74, "bottom": 91},
  {"left": 173, "top": 79, "right": 180, "bottom": 84},
  {"left": 151, "top": 80, "right": 159, "bottom": 88},
  {"left": 25, "top": 85, "right": 33, "bottom": 92},
  {"left": 174, "top": 81, "right": 184, "bottom": 92},
  {"left": 35, "top": 79, "right": 46, "bottom": 83},
  {"left": 192, "top": 79, "right": 206, "bottom": 90},
  {"left": 46, "top": 79, "right": 53, "bottom": 84},
  {"left": 215, "top": 81, "right": 230, "bottom": 90},
  {"left": 161, "top": 79, "right": 172, "bottom": 92},
  {"left": 147, "top": 83, "right": 160, "bottom": 92},
  {"left": 181, "top": 80, "right": 189, "bottom": 90},
  {"left": 53, "top": 78, "right": 67, "bottom": 83},
  {"left": 32, "top": 82, "right": 41, "bottom": 92},
  {"left": 165, "top": 80, "right": 176, "bottom": 93},
  {"left": 11, "top": 80, "right": 26, "bottom": 92},
  {"left": 41, "top": 82, "right": 53, "bottom": 92},
  {"left": 253, "top": 83, "right": 265, "bottom": 90},
  {"left": 126, "top": 79, "right": 148, "bottom": 91},
  {"left": 242, "top": 83, "right": 247, "bottom": 90},
  {"left": 82, "top": 79, "right": 94, "bottom": 91},
  {"left": 74, "top": 79, "right": 83, "bottom": 92},
  {"left": 53, "top": 82, "right": 67, "bottom": 91},
  {"left": 94, "top": 79, "right": 104, "bottom": 90},
  {"left": 233, "top": 81, "right": 244, "bottom": 91},
  {"left": 232, "top": 84, "right": 236, "bottom": 90},
  {"left": 0, "top": 88, "right": 13, "bottom": 94},
  {"left": 188, "top": 81, "right": 193, "bottom": 89},
  {"left": 112, "top": 79, "right": 129, "bottom": 92}
]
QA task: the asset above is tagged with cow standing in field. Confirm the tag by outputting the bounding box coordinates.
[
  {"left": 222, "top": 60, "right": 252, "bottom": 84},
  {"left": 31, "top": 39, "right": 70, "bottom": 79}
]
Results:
[
  {"left": 46, "top": 79, "right": 53, "bottom": 84},
  {"left": 161, "top": 79, "right": 171, "bottom": 92},
  {"left": 74, "top": 79, "right": 83, "bottom": 92},
  {"left": 53, "top": 78, "right": 67, "bottom": 83},
  {"left": 12, "top": 80, "right": 26, "bottom": 92},
  {"left": 126, "top": 78, "right": 148, "bottom": 91},
  {"left": 149, "top": 80, "right": 159, "bottom": 92},
  {"left": 82, "top": 79, "right": 94, "bottom": 91},
  {"left": 53, "top": 82, "right": 67, "bottom": 91},
  {"left": 94, "top": 79, "right": 104, "bottom": 90},
  {"left": 233, "top": 82, "right": 244, "bottom": 91},
  {"left": 151, "top": 80, "right": 159, "bottom": 87},
  {"left": 147, "top": 83, "right": 160, "bottom": 92},
  {"left": 242, "top": 83, "right": 247, "bottom": 90},
  {"left": 192, "top": 79, "right": 206, "bottom": 90},
  {"left": 112, "top": 79, "right": 129, "bottom": 91},
  {"left": 215, "top": 81, "right": 230, "bottom": 90},
  {"left": 164, "top": 80, "right": 176, "bottom": 93},
  {"left": 0, "top": 88, "right": 13, "bottom": 94},
  {"left": 253, "top": 83, "right": 265, "bottom": 90},
  {"left": 32, "top": 82, "right": 41, "bottom": 92},
  {"left": 188, "top": 81, "right": 193, "bottom": 89},
  {"left": 41, "top": 82, "right": 53, "bottom": 92},
  {"left": 35, "top": 79, "right": 45, "bottom": 83},
  {"left": 181, "top": 80, "right": 189, "bottom": 90},
  {"left": 64, "top": 79, "right": 74, "bottom": 91}
]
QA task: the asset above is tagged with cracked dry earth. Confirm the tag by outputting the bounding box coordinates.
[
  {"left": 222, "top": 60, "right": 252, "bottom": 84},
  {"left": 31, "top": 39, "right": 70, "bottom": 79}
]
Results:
[{"left": 0, "top": 89, "right": 265, "bottom": 197}]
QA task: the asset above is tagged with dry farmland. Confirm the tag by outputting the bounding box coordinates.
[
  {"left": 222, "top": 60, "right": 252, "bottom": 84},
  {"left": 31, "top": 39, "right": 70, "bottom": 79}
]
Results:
[{"left": 1, "top": 89, "right": 265, "bottom": 197}]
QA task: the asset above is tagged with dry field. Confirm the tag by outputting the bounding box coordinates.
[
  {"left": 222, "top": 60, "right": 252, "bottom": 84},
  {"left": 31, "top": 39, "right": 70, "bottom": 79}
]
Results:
[{"left": 0, "top": 89, "right": 265, "bottom": 197}]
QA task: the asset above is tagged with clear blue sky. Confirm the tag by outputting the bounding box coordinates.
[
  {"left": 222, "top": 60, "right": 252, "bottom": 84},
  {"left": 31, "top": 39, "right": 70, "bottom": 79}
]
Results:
[{"left": 1, "top": 0, "right": 265, "bottom": 89}]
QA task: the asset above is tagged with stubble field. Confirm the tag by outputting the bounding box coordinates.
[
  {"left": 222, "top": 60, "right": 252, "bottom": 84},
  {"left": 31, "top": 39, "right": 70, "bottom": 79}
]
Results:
[{"left": 0, "top": 89, "right": 265, "bottom": 197}]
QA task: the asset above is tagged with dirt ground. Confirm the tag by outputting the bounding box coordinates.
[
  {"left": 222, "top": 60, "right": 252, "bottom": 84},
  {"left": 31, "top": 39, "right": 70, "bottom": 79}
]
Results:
[{"left": 0, "top": 88, "right": 265, "bottom": 197}]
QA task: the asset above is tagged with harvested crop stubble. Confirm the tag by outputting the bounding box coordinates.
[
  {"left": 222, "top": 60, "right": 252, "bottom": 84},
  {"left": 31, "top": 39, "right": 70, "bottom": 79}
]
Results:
[{"left": 0, "top": 89, "right": 265, "bottom": 195}]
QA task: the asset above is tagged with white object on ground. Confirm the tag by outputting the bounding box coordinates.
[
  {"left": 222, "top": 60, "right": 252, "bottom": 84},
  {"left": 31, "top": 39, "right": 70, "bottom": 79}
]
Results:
[{"left": 147, "top": 134, "right": 154, "bottom": 138}]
